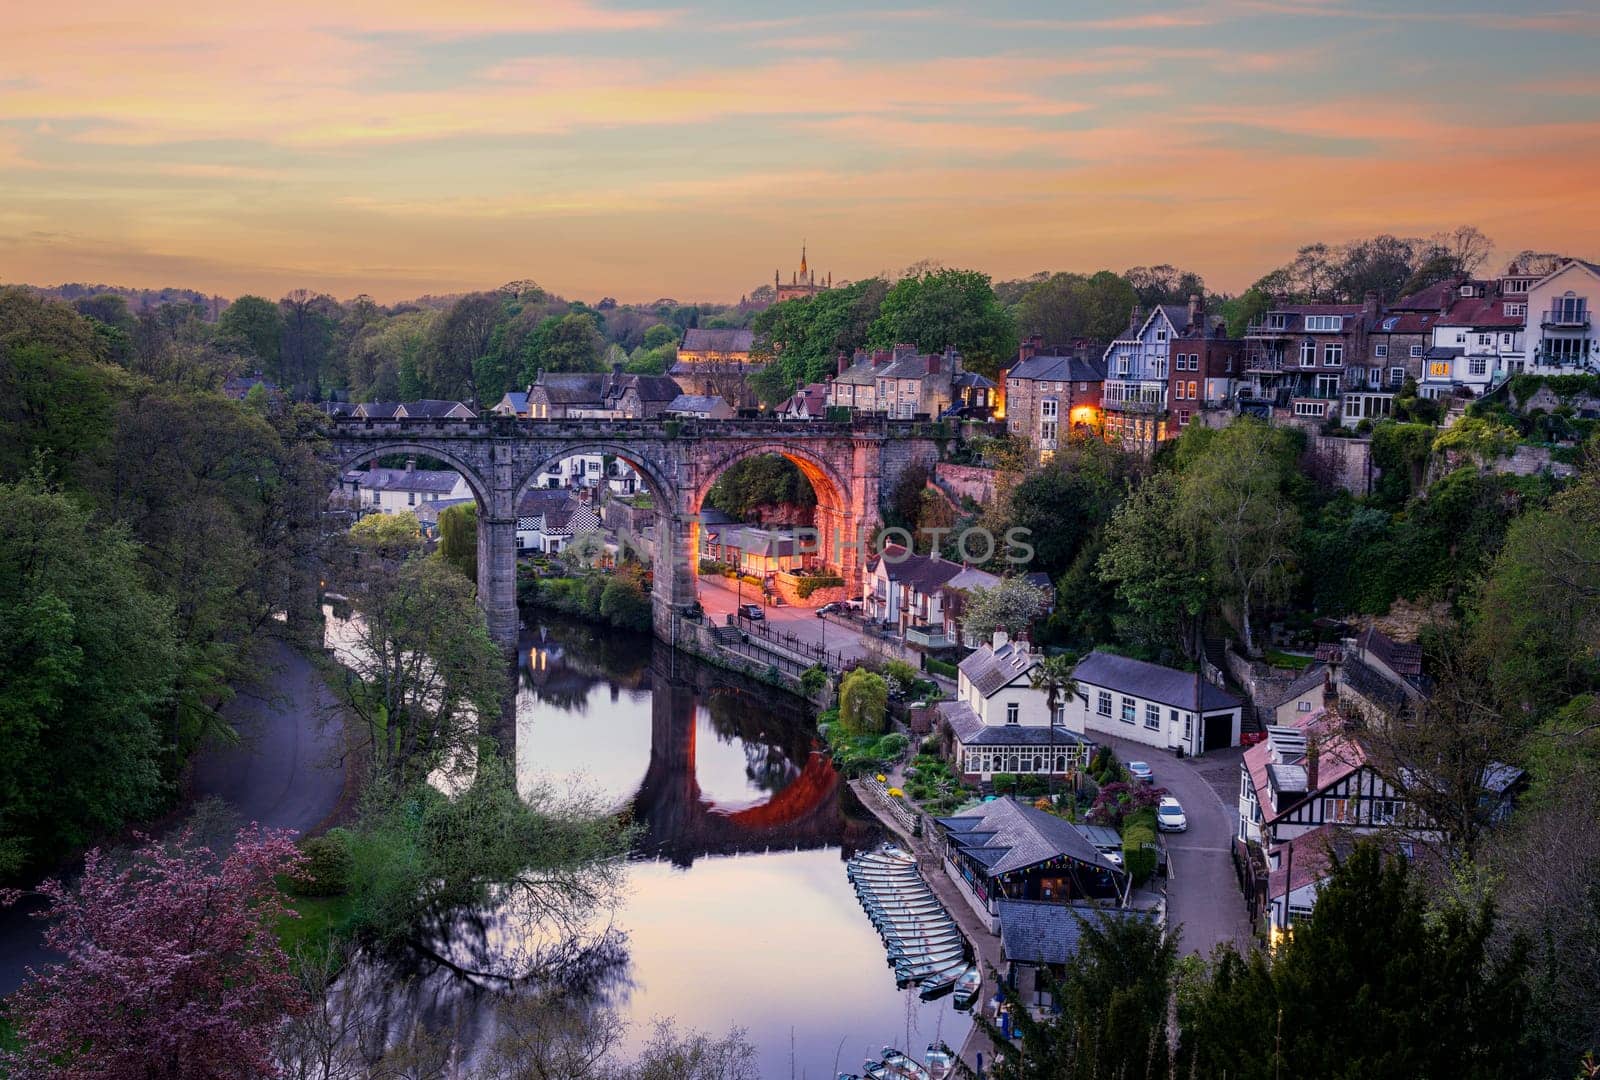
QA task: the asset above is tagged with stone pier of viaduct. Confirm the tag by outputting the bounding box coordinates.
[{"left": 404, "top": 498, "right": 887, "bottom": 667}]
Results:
[{"left": 325, "top": 416, "right": 944, "bottom": 648}]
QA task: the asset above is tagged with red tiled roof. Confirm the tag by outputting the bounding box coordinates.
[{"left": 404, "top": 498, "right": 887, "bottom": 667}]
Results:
[
  {"left": 1243, "top": 708, "right": 1370, "bottom": 826},
  {"left": 1442, "top": 294, "right": 1524, "bottom": 329}
]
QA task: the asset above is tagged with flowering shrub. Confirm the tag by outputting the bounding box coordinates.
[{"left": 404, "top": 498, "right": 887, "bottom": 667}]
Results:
[{"left": 1087, "top": 781, "right": 1169, "bottom": 829}]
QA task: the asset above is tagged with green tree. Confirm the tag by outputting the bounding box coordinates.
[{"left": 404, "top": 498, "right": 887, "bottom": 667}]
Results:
[
  {"left": 598, "top": 565, "right": 653, "bottom": 632},
  {"left": 523, "top": 312, "right": 605, "bottom": 380},
  {"left": 1181, "top": 844, "right": 1532, "bottom": 1080},
  {"left": 436, "top": 502, "right": 478, "bottom": 585},
  {"left": 838, "top": 668, "right": 888, "bottom": 736},
  {"left": 1098, "top": 472, "right": 1211, "bottom": 659},
  {"left": 1177, "top": 420, "right": 1301, "bottom": 655},
  {"left": 428, "top": 291, "right": 505, "bottom": 402},
  {"left": 748, "top": 359, "right": 796, "bottom": 408},
  {"left": 338, "top": 555, "right": 505, "bottom": 782},
  {"left": 642, "top": 323, "right": 678, "bottom": 349},
  {"left": 1014, "top": 271, "right": 1138, "bottom": 346},
  {"left": 960, "top": 577, "right": 1050, "bottom": 643},
  {"left": 867, "top": 269, "right": 1016, "bottom": 377},
  {"left": 278, "top": 290, "right": 338, "bottom": 399},
  {"left": 977, "top": 911, "right": 1176, "bottom": 1080},
  {"left": 349, "top": 511, "right": 422, "bottom": 557},
  {"left": 216, "top": 295, "right": 284, "bottom": 373},
  {"left": 0, "top": 478, "right": 179, "bottom": 876},
  {"left": 753, "top": 278, "right": 888, "bottom": 385}
]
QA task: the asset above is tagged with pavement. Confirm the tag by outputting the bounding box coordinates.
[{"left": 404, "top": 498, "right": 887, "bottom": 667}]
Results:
[
  {"left": 1093, "top": 732, "right": 1253, "bottom": 957},
  {"left": 695, "top": 574, "right": 874, "bottom": 663},
  {"left": 0, "top": 636, "right": 351, "bottom": 996}
]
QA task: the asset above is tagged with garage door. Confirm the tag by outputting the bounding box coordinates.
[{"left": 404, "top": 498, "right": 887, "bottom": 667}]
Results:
[{"left": 1202, "top": 711, "right": 1233, "bottom": 753}]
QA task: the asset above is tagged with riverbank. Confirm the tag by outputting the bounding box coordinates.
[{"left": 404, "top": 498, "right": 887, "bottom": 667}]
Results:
[
  {"left": 847, "top": 780, "right": 1004, "bottom": 1075},
  {"left": 0, "top": 636, "right": 353, "bottom": 997}
]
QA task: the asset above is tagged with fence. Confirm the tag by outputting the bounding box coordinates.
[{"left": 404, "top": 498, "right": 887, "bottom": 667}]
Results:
[
  {"left": 731, "top": 614, "right": 854, "bottom": 672},
  {"left": 858, "top": 776, "right": 921, "bottom": 836}
]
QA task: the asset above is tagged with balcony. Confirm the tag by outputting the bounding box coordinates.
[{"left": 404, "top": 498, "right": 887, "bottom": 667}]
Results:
[
  {"left": 1102, "top": 380, "right": 1167, "bottom": 413},
  {"left": 1542, "top": 309, "right": 1590, "bottom": 329}
]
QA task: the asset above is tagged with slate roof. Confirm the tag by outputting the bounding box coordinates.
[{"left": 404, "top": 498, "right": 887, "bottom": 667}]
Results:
[
  {"left": 1339, "top": 654, "right": 1410, "bottom": 713},
  {"left": 1376, "top": 312, "right": 1440, "bottom": 335},
  {"left": 348, "top": 466, "right": 464, "bottom": 494},
  {"left": 952, "top": 371, "right": 997, "bottom": 390},
  {"left": 1270, "top": 664, "right": 1328, "bottom": 709},
  {"left": 517, "top": 488, "right": 574, "bottom": 514},
  {"left": 353, "top": 401, "right": 402, "bottom": 419},
  {"left": 533, "top": 373, "right": 607, "bottom": 405},
  {"left": 666, "top": 394, "right": 731, "bottom": 415},
  {"left": 1356, "top": 626, "right": 1423, "bottom": 678},
  {"left": 833, "top": 353, "right": 884, "bottom": 386},
  {"left": 1072, "top": 651, "right": 1242, "bottom": 713},
  {"left": 997, "top": 902, "right": 1155, "bottom": 966},
  {"left": 957, "top": 638, "right": 1038, "bottom": 698},
  {"left": 414, "top": 497, "right": 474, "bottom": 526},
  {"left": 1005, "top": 355, "right": 1107, "bottom": 383},
  {"left": 935, "top": 798, "right": 1122, "bottom": 876},
  {"left": 496, "top": 391, "right": 529, "bottom": 414},
  {"left": 680, "top": 328, "right": 754, "bottom": 353},
  {"left": 866, "top": 545, "right": 966, "bottom": 591},
  {"left": 622, "top": 375, "right": 684, "bottom": 401},
  {"left": 400, "top": 399, "right": 475, "bottom": 419}
]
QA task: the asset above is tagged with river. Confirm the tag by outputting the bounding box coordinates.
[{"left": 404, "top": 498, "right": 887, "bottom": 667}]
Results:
[
  {"left": 322, "top": 608, "right": 971, "bottom": 1076},
  {"left": 510, "top": 616, "right": 972, "bottom": 1076}
]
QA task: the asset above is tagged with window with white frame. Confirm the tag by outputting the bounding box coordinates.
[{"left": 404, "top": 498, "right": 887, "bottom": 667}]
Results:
[
  {"left": 1144, "top": 703, "right": 1161, "bottom": 730},
  {"left": 1039, "top": 399, "right": 1058, "bottom": 444},
  {"left": 1372, "top": 798, "right": 1399, "bottom": 824},
  {"left": 1293, "top": 401, "right": 1326, "bottom": 417},
  {"left": 1300, "top": 340, "right": 1317, "bottom": 365},
  {"left": 1554, "top": 294, "right": 1588, "bottom": 322},
  {"left": 1097, "top": 691, "right": 1112, "bottom": 717},
  {"left": 1344, "top": 398, "right": 1361, "bottom": 417},
  {"left": 1178, "top": 409, "right": 1191, "bottom": 426},
  {"left": 1304, "top": 315, "right": 1342, "bottom": 331},
  {"left": 1410, "top": 344, "right": 1424, "bottom": 358},
  {"left": 1324, "top": 343, "right": 1343, "bottom": 366},
  {"left": 1390, "top": 366, "right": 1406, "bottom": 386},
  {"left": 1504, "top": 302, "right": 1526, "bottom": 317},
  {"left": 1121, "top": 697, "right": 1136, "bottom": 723},
  {"left": 1188, "top": 380, "right": 1198, "bottom": 400},
  {"left": 1006, "top": 702, "right": 1019, "bottom": 725},
  {"left": 1368, "top": 367, "right": 1382, "bottom": 387},
  {"left": 1469, "top": 356, "right": 1488, "bottom": 376},
  {"left": 1374, "top": 343, "right": 1388, "bottom": 358},
  {"left": 1477, "top": 333, "right": 1492, "bottom": 346}
]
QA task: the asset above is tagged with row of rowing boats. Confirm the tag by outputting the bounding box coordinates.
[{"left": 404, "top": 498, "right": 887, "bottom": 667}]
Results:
[{"left": 846, "top": 847, "right": 981, "bottom": 1007}]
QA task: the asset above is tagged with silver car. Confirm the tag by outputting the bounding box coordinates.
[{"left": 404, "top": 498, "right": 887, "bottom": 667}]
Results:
[{"left": 1156, "top": 796, "right": 1188, "bottom": 833}]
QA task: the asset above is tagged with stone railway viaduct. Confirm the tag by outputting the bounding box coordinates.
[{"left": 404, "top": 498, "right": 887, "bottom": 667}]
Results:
[{"left": 325, "top": 416, "right": 944, "bottom": 648}]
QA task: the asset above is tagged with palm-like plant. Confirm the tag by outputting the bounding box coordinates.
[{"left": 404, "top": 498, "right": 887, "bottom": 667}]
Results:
[{"left": 1031, "top": 653, "right": 1079, "bottom": 796}]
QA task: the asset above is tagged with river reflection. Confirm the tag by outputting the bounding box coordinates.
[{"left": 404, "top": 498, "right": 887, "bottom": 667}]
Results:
[{"left": 513, "top": 616, "right": 973, "bottom": 1077}]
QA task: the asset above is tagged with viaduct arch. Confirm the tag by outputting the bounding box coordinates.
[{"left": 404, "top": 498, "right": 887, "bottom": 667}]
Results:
[{"left": 324, "top": 415, "right": 942, "bottom": 649}]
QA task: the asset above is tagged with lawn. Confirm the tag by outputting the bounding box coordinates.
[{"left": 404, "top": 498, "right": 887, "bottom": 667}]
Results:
[
  {"left": 1265, "top": 649, "right": 1315, "bottom": 671},
  {"left": 276, "top": 893, "right": 358, "bottom": 973}
]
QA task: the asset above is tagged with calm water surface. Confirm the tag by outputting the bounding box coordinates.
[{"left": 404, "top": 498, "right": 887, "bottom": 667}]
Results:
[{"left": 514, "top": 617, "right": 972, "bottom": 1077}]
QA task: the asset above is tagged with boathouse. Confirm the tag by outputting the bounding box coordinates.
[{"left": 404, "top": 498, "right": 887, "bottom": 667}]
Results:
[{"left": 932, "top": 798, "right": 1129, "bottom": 933}]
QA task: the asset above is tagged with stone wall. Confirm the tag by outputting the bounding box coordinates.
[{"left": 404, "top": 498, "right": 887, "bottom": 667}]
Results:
[
  {"left": 934, "top": 463, "right": 998, "bottom": 506},
  {"left": 1222, "top": 644, "right": 1294, "bottom": 722},
  {"left": 1305, "top": 435, "right": 1375, "bottom": 496}
]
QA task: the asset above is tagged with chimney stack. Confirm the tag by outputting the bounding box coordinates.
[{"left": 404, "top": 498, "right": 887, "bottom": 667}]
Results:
[
  {"left": 1363, "top": 291, "right": 1380, "bottom": 319},
  {"left": 405, "top": 457, "right": 416, "bottom": 473},
  {"left": 1305, "top": 737, "right": 1320, "bottom": 792},
  {"left": 1187, "top": 293, "right": 1201, "bottom": 331},
  {"left": 992, "top": 628, "right": 1009, "bottom": 651},
  {"left": 838, "top": 352, "right": 849, "bottom": 376}
]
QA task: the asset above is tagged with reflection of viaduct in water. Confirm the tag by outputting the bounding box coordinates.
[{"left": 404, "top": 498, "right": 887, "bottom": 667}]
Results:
[{"left": 631, "top": 648, "right": 873, "bottom": 867}]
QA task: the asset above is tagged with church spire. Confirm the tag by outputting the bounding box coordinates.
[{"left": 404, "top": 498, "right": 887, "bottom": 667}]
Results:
[{"left": 799, "top": 242, "right": 808, "bottom": 277}]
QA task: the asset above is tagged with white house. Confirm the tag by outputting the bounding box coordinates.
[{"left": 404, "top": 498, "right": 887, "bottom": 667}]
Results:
[
  {"left": 1071, "top": 650, "right": 1243, "bottom": 757},
  {"left": 530, "top": 454, "right": 643, "bottom": 495},
  {"left": 939, "top": 631, "right": 1093, "bottom": 782},
  {"left": 515, "top": 489, "right": 603, "bottom": 553},
  {"left": 1419, "top": 280, "right": 1524, "bottom": 399},
  {"left": 1524, "top": 259, "right": 1600, "bottom": 375},
  {"left": 339, "top": 460, "right": 473, "bottom": 515}
]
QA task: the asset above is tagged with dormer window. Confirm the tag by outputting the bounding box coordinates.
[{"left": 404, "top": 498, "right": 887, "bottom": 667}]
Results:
[
  {"left": 1460, "top": 284, "right": 1475, "bottom": 297},
  {"left": 1304, "top": 315, "right": 1343, "bottom": 332}
]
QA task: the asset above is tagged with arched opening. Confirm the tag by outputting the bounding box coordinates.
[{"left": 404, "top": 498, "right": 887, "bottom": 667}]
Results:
[
  {"left": 689, "top": 445, "right": 853, "bottom": 622},
  {"left": 329, "top": 443, "right": 491, "bottom": 591}
]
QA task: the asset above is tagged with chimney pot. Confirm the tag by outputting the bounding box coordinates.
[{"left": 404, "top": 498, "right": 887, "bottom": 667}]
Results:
[{"left": 992, "top": 629, "right": 1009, "bottom": 650}]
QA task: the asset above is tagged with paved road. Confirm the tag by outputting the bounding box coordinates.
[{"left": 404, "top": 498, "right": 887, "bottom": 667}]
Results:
[
  {"left": 696, "top": 574, "right": 873, "bottom": 663},
  {"left": 1095, "top": 732, "right": 1252, "bottom": 957},
  {"left": 0, "top": 637, "right": 349, "bottom": 996}
]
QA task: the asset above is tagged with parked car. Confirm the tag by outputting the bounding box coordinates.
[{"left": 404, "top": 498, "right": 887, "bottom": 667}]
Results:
[
  {"left": 739, "top": 603, "right": 764, "bottom": 620},
  {"left": 1156, "top": 796, "right": 1188, "bottom": 833},
  {"left": 1126, "top": 761, "right": 1154, "bottom": 784}
]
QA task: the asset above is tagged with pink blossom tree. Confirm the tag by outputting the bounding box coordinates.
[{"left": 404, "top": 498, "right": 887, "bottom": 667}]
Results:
[{"left": 4, "top": 825, "right": 310, "bottom": 1080}]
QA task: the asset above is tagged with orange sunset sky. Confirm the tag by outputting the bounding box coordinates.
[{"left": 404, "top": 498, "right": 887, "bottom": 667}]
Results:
[{"left": 3, "top": 0, "right": 1598, "bottom": 302}]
